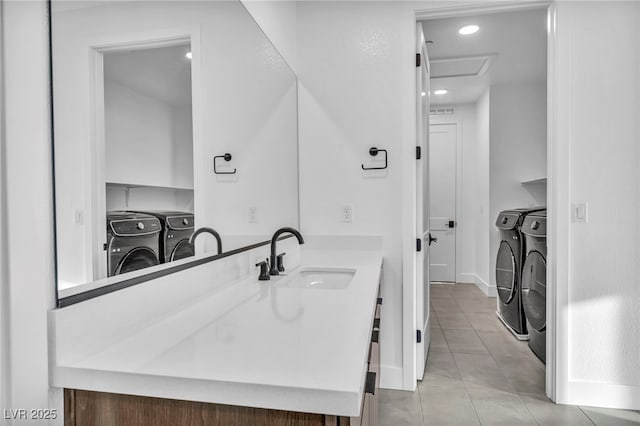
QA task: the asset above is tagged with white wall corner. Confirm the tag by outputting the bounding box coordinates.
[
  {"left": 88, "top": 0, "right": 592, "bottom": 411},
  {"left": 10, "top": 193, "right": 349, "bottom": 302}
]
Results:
[
  {"left": 379, "top": 365, "right": 404, "bottom": 390},
  {"left": 565, "top": 381, "right": 640, "bottom": 411},
  {"left": 474, "top": 273, "right": 496, "bottom": 297}
]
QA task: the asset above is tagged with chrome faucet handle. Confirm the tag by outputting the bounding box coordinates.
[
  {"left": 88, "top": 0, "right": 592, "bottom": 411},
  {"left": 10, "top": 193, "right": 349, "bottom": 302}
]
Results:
[{"left": 256, "top": 259, "right": 270, "bottom": 281}]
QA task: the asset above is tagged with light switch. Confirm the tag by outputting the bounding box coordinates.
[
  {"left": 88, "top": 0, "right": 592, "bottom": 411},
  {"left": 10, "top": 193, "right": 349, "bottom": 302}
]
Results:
[
  {"left": 73, "top": 209, "right": 84, "bottom": 225},
  {"left": 572, "top": 202, "right": 588, "bottom": 223},
  {"left": 247, "top": 206, "right": 258, "bottom": 223}
]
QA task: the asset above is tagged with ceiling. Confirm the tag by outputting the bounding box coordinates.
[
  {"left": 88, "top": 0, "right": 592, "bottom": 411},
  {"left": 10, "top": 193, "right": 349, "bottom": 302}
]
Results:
[
  {"left": 104, "top": 43, "right": 192, "bottom": 108},
  {"left": 421, "top": 9, "right": 547, "bottom": 106}
]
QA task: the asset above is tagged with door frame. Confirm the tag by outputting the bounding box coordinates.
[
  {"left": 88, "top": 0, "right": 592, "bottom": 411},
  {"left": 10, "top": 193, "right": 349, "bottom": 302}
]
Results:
[
  {"left": 401, "top": 1, "right": 563, "bottom": 402},
  {"left": 428, "top": 119, "right": 462, "bottom": 284},
  {"left": 87, "top": 26, "right": 203, "bottom": 282}
]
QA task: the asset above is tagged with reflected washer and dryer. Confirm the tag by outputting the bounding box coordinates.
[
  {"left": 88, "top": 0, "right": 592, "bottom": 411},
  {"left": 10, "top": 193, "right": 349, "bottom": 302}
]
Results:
[
  {"left": 521, "top": 210, "right": 547, "bottom": 363},
  {"left": 106, "top": 212, "right": 161, "bottom": 277},
  {"left": 495, "top": 207, "right": 545, "bottom": 339},
  {"left": 133, "top": 211, "right": 195, "bottom": 263}
]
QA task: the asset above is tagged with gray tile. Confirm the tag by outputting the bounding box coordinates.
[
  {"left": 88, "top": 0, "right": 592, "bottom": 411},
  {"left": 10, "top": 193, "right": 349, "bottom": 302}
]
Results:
[
  {"left": 425, "top": 350, "right": 462, "bottom": 380},
  {"left": 443, "top": 329, "right": 488, "bottom": 355},
  {"left": 456, "top": 298, "right": 496, "bottom": 314},
  {"left": 580, "top": 406, "right": 640, "bottom": 425},
  {"left": 476, "top": 330, "right": 533, "bottom": 360},
  {"left": 418, "top": 374, "right": 480, "bottom": 425},
  {"left": 436, "top": 312, "right": 473, "bottom": 330},
  {"left": 430, "top": 313, "right": 441, "bottom": 329},
  {"left": 465, "top": 382, "right": 537, "bottom": 425},
  {"left": 519, "top": 393, "right": 593, "bottom": 425},
  {"left": 464, "top": 312, "right": 503, "bottom": 333},
  {"left": 497, "top": 355, "right": 546, "bottom": 394},
  {"left": 433, "top": 298, "right": 462, "bottom": 314},
  {"left": 379, "top": 389, "right": 424, "bottom": 426},
  {"left": 453, "top": 352, "right": 514, "bottom": 393},
  {"left": 429, "top": 327, "right": 450, "bottom": 353}
]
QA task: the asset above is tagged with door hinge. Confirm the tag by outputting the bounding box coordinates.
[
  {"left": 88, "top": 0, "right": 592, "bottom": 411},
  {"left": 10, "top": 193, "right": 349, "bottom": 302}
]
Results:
[
  {"left": 416, "top": 238, "right": 422, "bottom": 252},
  {"left": 416, "top": 146, "right": 421, "bottom": 160},
  {"left": 416, "top": 53, "right": 421, "bottom": 67},
  {"left": 417, "top": 329, "right": 422, "bottom": 343}
]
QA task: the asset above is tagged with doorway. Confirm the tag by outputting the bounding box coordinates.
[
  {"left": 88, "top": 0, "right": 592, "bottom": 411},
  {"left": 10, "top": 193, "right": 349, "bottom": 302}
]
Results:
[{"left": 416, "top": 4, "right": 552, "bottom": 400}]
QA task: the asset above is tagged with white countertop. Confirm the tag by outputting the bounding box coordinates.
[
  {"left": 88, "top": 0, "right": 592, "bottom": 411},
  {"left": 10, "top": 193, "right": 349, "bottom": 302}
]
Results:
[{"left": 51, "top": 247, "right": 383, "bottom": 417}]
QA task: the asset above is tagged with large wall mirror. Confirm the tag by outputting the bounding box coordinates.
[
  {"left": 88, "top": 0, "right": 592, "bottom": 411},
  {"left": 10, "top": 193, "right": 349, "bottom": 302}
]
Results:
[{"left": 51, "top": 0, "right": 299, "bottom": 303}]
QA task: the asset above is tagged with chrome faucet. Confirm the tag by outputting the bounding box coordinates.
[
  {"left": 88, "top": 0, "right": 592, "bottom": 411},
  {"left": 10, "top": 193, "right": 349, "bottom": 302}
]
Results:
[
  {"left": 269, "top": 227, "right": 304, "bottom": 276},
  {"left": 189, "top": 227, "right": 223, "bottom": 254}
]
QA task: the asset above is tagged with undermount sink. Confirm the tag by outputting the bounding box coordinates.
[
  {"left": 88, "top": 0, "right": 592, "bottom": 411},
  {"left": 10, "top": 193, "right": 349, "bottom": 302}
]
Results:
[{"left": 278, "top": 268, "right": 355, "bottom": 290}]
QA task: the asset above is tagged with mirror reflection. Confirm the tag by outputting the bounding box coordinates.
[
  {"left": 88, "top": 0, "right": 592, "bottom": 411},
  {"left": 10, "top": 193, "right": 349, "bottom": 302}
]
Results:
[{"left": 52, "top": 1, "right": 299, "bottom": 299}]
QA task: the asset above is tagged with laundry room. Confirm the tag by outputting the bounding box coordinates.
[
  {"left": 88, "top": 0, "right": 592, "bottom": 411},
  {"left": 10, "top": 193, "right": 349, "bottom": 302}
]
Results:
[{"left": 420, "top": 7, "right": 550, "bottom": 401}]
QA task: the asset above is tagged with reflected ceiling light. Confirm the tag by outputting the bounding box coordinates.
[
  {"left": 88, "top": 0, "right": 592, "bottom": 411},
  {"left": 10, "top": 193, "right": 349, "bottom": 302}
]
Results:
[
  {"left": 186, "top": 51, "right": 193, "bottom": 59},
  {"left": 421, "top": 91, "right": 426, "bottom": 97},
  {"left": 459, "top": 25, "right": 479, "bottom": 35},
  {"left": 434, "top": 89, "right": 448, "bottom": 95}
]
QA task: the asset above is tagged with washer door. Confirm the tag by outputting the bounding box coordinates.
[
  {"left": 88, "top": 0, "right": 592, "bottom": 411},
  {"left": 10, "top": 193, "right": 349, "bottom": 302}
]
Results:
[
  {"left": 496, "top": 241, "right": 517, "bottom": 304},
  {"left": 522, "top": 251, "right": 546, "bottom": 331},
  {"left": 114, "top": 247, "right": 159, "bottom": 275},
  {"left": 170, "top": 240, "right": 194, "bottom": 262}
]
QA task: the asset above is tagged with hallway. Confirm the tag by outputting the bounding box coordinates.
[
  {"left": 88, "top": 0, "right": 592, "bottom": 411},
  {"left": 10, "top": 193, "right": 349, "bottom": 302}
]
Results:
[{"left": 379, "top": 284, "right": 640, "bottom": 425}]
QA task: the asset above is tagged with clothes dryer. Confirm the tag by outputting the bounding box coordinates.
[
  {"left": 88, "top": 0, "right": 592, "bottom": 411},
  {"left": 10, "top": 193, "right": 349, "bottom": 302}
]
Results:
[
  {"left": 521, "top": 210, "right": 547, "bottom": 363},
  {"left": 133, "top": 211, "right": 195, "bottom": 263},
  {"left": 495, "top": 207, "right": 545, "bottom": 339},
  {"left": 106, "top": 212, "right": 161, "bottom": 277}
]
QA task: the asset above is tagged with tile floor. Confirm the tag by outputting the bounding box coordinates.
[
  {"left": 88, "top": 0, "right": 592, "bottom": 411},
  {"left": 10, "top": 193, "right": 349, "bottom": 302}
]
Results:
[{"left": 379, "top": 283, "right": 640, "bottom": 426}]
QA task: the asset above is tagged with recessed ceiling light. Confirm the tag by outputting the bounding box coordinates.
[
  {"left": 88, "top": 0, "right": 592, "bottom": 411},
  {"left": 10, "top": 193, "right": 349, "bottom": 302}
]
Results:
[
  {"left": 185, "top": 51, "right": 192, "bottom": 59},
  {"left": 459, "top": 25, "right": 479, "bottom": 35},
  {"left": 421, "top": 92, "right": 426, "bottom": 97},
  {"left": 434, "top": 89, "right": 448, "bottom": 95}
]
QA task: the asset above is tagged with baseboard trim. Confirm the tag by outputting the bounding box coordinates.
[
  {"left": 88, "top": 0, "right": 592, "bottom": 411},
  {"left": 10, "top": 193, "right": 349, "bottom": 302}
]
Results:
[
  {"left": 473, "top": 274, "right": 497, "bottom": 297},
  {"left": 457, "top": 272, "right": 475, "bottom": 284},
  {"left": 564, "top": 381, "right": 640, "bottom": 410},
  {"left": 380, "top": 365, "right": 404, "bottom": 390}
]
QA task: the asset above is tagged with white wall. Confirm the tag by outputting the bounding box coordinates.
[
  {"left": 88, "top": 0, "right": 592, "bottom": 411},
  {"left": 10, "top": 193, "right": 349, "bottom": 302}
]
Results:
[
  {"left": 489, "top": 81, "right": 547, "bottom": 289},
  {"left": 104, "top": 79, "right": 192, "bottom": 189},
  {"left": 475, "top": 89, "right": 491, "bottom": 290},
  {"left": 1, "top": 0, "right": 57, "bottom": 421},
  {"left": 296, "top": 1, "right": 406, "bottom": 388},
  {"left": 556, "top": 0, "right": 640, "bottom": 407},
  {"left": 241, "top": 1, "right": 297, "bottom": 73}
]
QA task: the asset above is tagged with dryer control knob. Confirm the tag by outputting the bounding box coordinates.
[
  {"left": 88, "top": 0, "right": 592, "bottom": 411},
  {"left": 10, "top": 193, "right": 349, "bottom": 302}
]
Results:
[
  {"left": 531, "top": 221, "right": 540, "bottom": 230},
  {"left": 183, "top": 218, "right": 189, "bottom": 226},
  {"left": 136, "top": 222, "right": 145, "bottom": 230}
]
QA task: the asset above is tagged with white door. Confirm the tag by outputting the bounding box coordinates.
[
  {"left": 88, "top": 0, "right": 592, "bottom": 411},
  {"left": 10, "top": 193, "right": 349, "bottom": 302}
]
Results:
[
  {"left": 415, "top": 24, "right": 431, "bottom": 380},
  {"left": 429, "top": 123, "right": 456, "bottom": 283}
]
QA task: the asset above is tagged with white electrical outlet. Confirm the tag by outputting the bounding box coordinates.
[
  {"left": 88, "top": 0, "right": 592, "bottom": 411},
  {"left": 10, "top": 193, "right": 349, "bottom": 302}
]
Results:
[
  {"left": 342, "top": 204, "right": 353, "bottom": 223},
  {"left": 247, "top": 206, "right": 258, "bottom": 223}
]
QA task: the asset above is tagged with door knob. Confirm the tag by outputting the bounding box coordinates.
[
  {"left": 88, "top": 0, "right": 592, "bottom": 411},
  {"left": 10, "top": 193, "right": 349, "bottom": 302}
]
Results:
[{"left": 428, "top": 233, "right": 437, "bottom": 245}]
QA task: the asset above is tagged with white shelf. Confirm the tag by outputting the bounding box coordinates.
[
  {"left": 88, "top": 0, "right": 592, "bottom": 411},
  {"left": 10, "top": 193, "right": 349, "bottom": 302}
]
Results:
[
  {"left": 106, "top": 181, "right": 194, "bottom": 191},
  {"left": 521, "top": 177, "right": 547, "bottom": 185}
]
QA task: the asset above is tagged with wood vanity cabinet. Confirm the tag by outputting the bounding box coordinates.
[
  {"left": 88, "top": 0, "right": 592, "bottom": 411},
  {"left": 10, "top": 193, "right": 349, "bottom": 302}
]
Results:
[{"left": 64, "top": 294, "right": 382, "bottom": 426}]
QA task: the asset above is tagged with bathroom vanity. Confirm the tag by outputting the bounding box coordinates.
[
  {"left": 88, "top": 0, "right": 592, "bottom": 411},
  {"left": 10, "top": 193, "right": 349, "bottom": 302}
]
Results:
[{"left": 51, "top": 245, "right": 383, "bottom": 426}]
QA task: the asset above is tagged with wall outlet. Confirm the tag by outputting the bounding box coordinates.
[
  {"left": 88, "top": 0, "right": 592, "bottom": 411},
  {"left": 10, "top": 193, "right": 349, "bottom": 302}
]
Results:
[
  {"left": 247, "top": 206, "right": 258, "bottom": 223},
  {"left": 572, "top": 202, "right": 588, "bottom": 223},
  {"left": 342, "top": 204, "right": 353, "bottom": 223}
]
